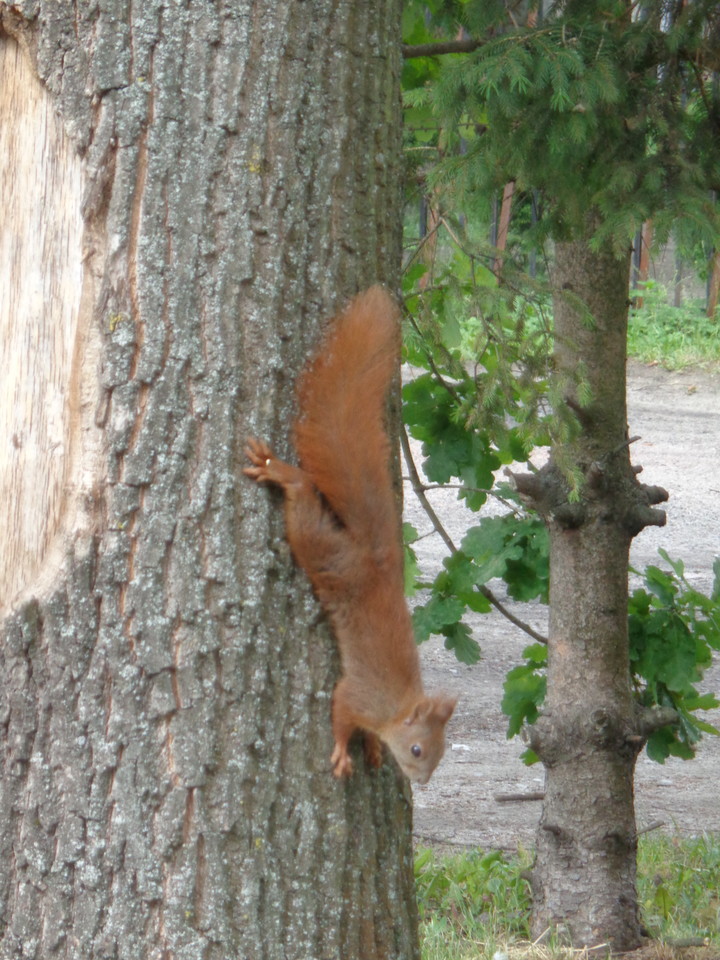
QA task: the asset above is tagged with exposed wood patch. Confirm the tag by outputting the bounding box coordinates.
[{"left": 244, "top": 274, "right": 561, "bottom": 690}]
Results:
[{"left": 0, "top": 37, "right": 102, "bottom": 613}]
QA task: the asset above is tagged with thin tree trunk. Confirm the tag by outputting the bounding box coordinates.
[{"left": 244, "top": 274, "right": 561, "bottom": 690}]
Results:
[
  {"left": 492, "top": 180, "right": 515, "bottom": 275},
  {"left": 418, "top": 195, "right": 440, "bottom": 289},
  {"left": 633, "top": 219, "right": 653, "bottom": 307},
  {"left": 639, "top": 220, "right": 653, "bottom": 283},
  {"left": 707, "top": 249, "right": 720, "bottom": 318},
  {"left": 0, "top": 4, "right": 414, "bottom": 959},
  {"left": 512, "top": 237, "right": 670, "bottom": 950}
]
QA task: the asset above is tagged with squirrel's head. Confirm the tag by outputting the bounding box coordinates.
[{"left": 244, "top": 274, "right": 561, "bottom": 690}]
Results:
[{"left": 384, "top": 695, "right": 457, "bottom": 784}]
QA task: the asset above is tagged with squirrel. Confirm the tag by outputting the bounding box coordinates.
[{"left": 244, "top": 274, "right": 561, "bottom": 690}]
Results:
[{"left": 244, "top": 286, "right": 456, "bottom": 784}]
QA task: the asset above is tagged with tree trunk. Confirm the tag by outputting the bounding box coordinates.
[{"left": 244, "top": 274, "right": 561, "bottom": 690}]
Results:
[
  {"left": 632, "top": 220, "right": 653, "bottom": 307},
  {"left": 0, "top": 3, "right": 414, "bottom": 959},
  {"left": 707, "top": 249, "right": 720, "bottom": 319},
  {"left": 492, "top": 180, "right": 515, "bottom": 275},
  {"left": 514, "top": 238, "right": 669, "bottom": 950}
]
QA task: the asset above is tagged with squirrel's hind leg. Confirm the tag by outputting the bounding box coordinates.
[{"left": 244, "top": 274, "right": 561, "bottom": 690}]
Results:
[
  {"left": 330, "top": 680, "right": 384, "bottom": 776},
  {"left": 330, "top": 678, "right": 358, "bottom": 778},
  {"left": 363, "top": 733, "right": 383, "bottom": 769}
]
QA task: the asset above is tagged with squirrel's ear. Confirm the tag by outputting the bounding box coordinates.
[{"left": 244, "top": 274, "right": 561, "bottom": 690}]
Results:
[
  {"left": 404, "top": 705, "right": 421, "bottom": 725},
  {"left": 434, "top": 697, "right": 457, "bottom": 723}
]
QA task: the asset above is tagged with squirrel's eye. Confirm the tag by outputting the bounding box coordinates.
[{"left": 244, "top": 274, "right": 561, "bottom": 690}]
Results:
[{"left": 411, "top": 744, "right": 422, "bottom": 758}]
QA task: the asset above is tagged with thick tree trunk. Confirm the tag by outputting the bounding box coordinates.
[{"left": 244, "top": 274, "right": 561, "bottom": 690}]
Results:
[
  {"left": 0, "top": 4, "right": 413, "bottom": 959},
  {"left": 514, "top": 239, "right": 669, "bottom": 950}
]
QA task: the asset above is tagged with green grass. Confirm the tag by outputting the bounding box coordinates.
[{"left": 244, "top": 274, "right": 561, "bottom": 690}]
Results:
[
  {"left": 638, "top": 833, "right": 720, "bottom": 943},
  {"left": 417, "top": 832, "right": 720, "bottom": 959},
  {"left": 415, "top": 845, "right": 532, "bottom": 959},
  {"left": 629, "top": 283, "right": 720, "bottom": 370}
]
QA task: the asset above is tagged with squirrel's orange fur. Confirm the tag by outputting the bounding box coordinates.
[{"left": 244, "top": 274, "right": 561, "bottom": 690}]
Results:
[{"left": 244, "top": 286, "right": 456, "bottom": 783}]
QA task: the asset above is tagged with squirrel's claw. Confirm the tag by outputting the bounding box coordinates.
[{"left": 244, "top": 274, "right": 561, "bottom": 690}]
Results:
[
  {"left": 244, "top": 437, "right": 276, "bottom": 481},
  {"left": 330, "top": 743, "right": 354, "bottom": 779}
]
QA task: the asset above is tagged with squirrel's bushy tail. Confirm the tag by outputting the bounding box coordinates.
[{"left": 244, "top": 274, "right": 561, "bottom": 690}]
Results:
[{"left": 294, "top": 286, "right": 401, "bottom": 550}]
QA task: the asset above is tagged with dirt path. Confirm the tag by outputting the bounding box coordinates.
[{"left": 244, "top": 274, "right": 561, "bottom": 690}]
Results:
[{"left": 408, "top": 361, "right": 720, "bottom": 851}]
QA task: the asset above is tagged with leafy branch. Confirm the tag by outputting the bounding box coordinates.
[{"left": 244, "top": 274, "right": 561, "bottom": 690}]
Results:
[{"left": 401, "top": 423, "right": 547, "bottom": 646}]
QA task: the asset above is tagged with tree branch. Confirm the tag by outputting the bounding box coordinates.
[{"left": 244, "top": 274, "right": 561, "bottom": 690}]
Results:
[
  {"left": 504, "top": 467, "right": 547, "bottom": 505},
  {"left": 625, "top": 504, "right": 667, "bottom": 534},
  {"left": 481, "top": 586, "right": 548, "bottom": 645},
  {"left": 402, "top": 38, "right": 482, "bottom": 59},
  {"left": 636, "top": 819, "right": 666, "bottom": 837},
  {"left": 639, "top": 483, "right": 669, "bottom": 506},
  {"left": 494, "top": 791, "right": 545, "bottom": 802},
  {"left": 403, "top": 327, "right": 464, "bottom": 408},
  {"left": 636, "top": 706, "right": 678, "bottom": 736},
  {"left": 401, "top": 424, "right": 457, "bottom": 556},
  {"left": 403, "top": 216, "right": 443, "bottom": 273}
]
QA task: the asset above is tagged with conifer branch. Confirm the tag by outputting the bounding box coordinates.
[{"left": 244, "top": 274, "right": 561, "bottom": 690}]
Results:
[{"left": 402, "top": 38, "right": 482, "bottom": 59}]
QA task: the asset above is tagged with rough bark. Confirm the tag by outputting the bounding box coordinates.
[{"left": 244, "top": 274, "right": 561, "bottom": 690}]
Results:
[
  {"left": 514, "top": 239, "right": 669, "bottom": 950},
  {"left": 0, "top": 3, "right": 413, "bottom": 959}
]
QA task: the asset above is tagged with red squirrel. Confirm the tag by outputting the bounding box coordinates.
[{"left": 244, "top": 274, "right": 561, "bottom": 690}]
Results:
[{"left": 244, "top": 286, "right": 456, "bottom": 783}]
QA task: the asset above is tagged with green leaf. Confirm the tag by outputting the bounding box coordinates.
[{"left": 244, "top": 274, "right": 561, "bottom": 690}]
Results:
[
  {"left": 462, "top": 517, "right": 524, "bottom": 582},
  {"left": 643, "top": 565, "right": 678, "bottom": 606},
  {"left": 654, "top": 884, "right": 674, "bottom": 919},
  {"left": 628, "top": 587, "right": 652, "bottom": 617},
  {"left": 442, "top": 620, "right": 482, "bottom": 665},
  {"left": 519, "top": 747, "right": 539, "bottom": 765},
  {"left": 630, "top": 610, "right": 692, "bottom": 688},
  {"left": 412, "top": 595, "right": 466, "bottom": 643},
  {"left": 403, "top": 262, "right": 429, "bottom": 288},
  {"left": 501, "top": 661, "right": 546, "bottom": 738},
  {"left": 646, "top": 727, "right": 673, "bottom": 764},
  {"left": 682, "top": 692, "right": 720, "bottom": 714},
  {"left": 658, "top": 547, "right": 684, "bottom": 578},
  {"left": 403, "top": 521, "right": 420, "bottom": 546},
  {"left": 682, "top": 715, "right": 720, "bottom": 737},
  {"left": 437, "top": 551, "right": 492, "bottom": 613},
  {"left": 522, "top": 642, "right": 548, "bottom": 665},
  {"left": 461, "top": 514, "right": 549, "bottom": 601},
  {"left": 404, "top": 529, "right": 422, "bottom": 596}
]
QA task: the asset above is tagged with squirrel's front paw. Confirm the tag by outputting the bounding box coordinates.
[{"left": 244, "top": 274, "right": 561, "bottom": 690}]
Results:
[
  {"left": 243, "top": 437, "right": 276, "bottom": 482},
  {"left": 330, "top": 743, "right": 354, "bottom": 779}
]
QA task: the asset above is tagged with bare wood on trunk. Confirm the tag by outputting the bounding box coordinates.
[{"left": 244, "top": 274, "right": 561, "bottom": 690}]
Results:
[{"left": 0, "top": 38, "right": 102, "bottom": 613}]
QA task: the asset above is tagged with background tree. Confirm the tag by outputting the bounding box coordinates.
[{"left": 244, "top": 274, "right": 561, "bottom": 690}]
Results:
[
  {"left": 0, "top": 3, "right": 414, "bottom": 958},
  {"left": 402, "top": 0, "right": 720, "bottom": 949}
]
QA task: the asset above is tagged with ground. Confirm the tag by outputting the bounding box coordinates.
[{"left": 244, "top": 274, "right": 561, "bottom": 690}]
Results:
[
  {"left": 408, "top": 360, "right": 720, "bottom": 852},
  {"left": 501, "top": 946, "right": 716, "bottom": 960}
]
